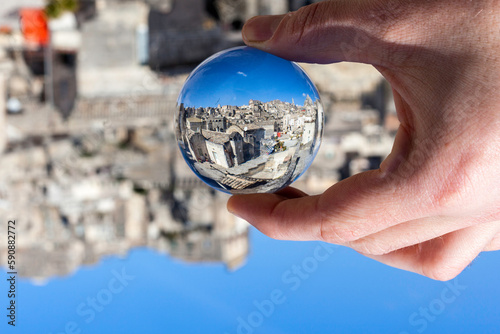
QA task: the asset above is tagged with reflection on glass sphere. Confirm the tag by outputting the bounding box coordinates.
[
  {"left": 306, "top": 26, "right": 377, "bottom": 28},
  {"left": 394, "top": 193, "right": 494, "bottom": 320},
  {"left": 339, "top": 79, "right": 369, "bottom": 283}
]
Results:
[{"left": 175, "top": 46, "right": 323, "bottom": 194}]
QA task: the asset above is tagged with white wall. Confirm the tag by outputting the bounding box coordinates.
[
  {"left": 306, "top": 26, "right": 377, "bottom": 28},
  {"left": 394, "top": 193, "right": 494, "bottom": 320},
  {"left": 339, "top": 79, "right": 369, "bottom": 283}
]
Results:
[{"left": 206, "top": 141, "right": 229, "bottom": 168}]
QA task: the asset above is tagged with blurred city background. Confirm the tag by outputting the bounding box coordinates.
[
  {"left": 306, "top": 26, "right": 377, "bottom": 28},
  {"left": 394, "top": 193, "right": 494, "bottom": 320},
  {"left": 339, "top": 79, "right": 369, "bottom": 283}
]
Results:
[{"left": 0, "top": 0, "right": 397, "bottom": 282}]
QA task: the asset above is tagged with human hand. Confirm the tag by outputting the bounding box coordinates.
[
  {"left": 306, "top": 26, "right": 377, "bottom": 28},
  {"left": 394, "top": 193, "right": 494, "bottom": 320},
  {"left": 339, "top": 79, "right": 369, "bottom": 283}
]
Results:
[{"left": 227, "top": 0, "right": 500, "bottom": 280}]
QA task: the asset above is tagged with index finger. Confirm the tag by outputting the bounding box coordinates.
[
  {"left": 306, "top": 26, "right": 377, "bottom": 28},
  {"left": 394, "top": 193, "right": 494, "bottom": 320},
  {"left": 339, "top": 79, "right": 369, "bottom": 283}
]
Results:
[{"left": 227, "top": 169, "right": 421, "bottom": 244}]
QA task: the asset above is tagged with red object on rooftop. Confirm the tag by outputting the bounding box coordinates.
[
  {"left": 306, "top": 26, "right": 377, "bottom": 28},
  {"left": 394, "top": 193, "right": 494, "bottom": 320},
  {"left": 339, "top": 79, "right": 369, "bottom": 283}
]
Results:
[{"left": 20, "top": 9, "right": 49, "bottom": 46}]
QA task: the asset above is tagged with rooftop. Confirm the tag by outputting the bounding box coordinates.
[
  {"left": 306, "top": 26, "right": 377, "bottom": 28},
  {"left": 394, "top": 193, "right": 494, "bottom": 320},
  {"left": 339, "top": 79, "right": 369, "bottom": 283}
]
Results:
[{"left": 202, "top": 129, "right": 230, "bottom": 145}]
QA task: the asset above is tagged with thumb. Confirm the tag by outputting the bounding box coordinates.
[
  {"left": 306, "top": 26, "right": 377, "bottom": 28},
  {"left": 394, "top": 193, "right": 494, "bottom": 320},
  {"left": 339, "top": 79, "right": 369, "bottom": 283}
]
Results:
[
  {"left": 227, "top": 125, "right": 433, "bottom": 243},
  {"left": 242, "top": 0, "right": 409, "bottom": 66}
]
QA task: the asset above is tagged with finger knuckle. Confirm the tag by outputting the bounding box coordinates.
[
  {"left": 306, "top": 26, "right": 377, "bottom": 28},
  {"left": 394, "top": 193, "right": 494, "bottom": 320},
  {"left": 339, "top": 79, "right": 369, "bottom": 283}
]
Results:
[
  {"left": 348, "top": 239, "right": 392, "bottom": 256},
  {"left": 430, "top": 162, "right": 476, "bottom": 212},
  {"left": 282, "top": 3, "right": 324, "bottom": 46},
  {"left": 319, "top": 217, "right": 362, "bottom": 244},
  {"left": 421, "top": 261, "right": 463, "bottom": 281},
  {"left": 259, "top": 222, "right": 287, "bottom": 240}
]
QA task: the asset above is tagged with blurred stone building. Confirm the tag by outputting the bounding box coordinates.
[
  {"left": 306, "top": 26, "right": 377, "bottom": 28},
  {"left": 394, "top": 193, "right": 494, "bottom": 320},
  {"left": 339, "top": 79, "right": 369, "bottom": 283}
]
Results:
[{"left": 0, "top": 0, "right": 397, "bottom": 282}]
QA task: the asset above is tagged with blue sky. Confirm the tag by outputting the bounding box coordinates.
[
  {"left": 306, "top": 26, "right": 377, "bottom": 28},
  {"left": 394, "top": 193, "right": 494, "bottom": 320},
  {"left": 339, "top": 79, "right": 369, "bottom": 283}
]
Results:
[
  {"left": 2, "top": 227, "right": 499, "bottom": 334},
  {"left": 178, "top": 47, "right": 320, "bottom": 108}
]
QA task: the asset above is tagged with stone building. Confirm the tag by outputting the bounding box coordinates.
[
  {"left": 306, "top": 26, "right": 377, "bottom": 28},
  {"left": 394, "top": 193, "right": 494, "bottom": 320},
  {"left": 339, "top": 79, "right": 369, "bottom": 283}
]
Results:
[
  {"left": 204, "top": 131, "right": 235, "bottom": 168},
  {"left": 187, "top": 116, "right": 203, "bottom": 132},
  {"left": 148, "top": 0, "right": 225, "bottom": 68},
  {"left": 187, "top": 132, "right": 210, "bottom": 162},
  {"left": 301, "top": 122, "right": 316, "bottom": 145},
  {"left": 242, "top": 125, "right": 265, "bottom": 160},
  {"left": 206, "top": 115, "right": 228, "bottom": 132},
  {"left": 228, "top": 131, "right": 244, "bottom": 166}
]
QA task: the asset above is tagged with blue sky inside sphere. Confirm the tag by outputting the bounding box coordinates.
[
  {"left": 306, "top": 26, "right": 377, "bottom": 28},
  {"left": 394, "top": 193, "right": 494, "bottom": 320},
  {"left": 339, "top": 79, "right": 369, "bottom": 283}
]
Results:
[{"left": 178, "top": 46, "right": 320, "bottom": 108}]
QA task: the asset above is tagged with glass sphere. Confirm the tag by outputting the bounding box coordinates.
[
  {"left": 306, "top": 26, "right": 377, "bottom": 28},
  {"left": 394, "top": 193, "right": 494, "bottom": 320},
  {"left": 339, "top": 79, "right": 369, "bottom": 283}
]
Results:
[{"left": 175, "top": 46, "right": 323, "bottom": 194}]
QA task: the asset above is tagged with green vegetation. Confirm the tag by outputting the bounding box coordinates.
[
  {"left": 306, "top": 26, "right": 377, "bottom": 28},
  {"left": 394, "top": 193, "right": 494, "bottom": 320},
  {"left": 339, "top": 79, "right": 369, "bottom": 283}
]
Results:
[
  {"left": 44, "top": 0, "right": 79, "bottom": 19},
  {"left": 274, "top": 140, "right": 287, "bottom": 152}
]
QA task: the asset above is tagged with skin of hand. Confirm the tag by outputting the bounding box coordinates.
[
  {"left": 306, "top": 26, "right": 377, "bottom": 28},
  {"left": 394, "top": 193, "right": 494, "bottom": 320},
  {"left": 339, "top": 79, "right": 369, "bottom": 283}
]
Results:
[{"left": 227, "top": 0, "right": 500, "bottom": 280}]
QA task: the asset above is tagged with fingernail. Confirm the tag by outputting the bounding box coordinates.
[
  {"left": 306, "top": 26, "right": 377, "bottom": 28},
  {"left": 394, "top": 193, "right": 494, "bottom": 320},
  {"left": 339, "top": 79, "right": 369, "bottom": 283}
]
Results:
[{"left": 243, "top": 15, "right": 285, "bottom": 43}]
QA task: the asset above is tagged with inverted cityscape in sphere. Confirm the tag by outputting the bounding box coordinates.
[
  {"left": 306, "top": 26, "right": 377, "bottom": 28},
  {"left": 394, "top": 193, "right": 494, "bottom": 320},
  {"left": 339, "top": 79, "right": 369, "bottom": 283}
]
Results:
[{"left": 175, "top": 47, "right": 323, "bottom": 194}]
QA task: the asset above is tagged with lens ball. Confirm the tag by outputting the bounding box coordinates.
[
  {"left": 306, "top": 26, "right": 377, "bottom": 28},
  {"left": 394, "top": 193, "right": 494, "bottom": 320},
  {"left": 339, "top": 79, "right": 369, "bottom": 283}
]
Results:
[{"left": 175, "top": 46, "right": 323, "bottom": 194}]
